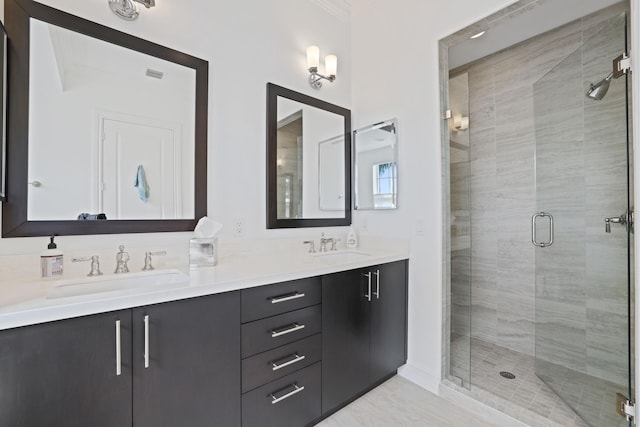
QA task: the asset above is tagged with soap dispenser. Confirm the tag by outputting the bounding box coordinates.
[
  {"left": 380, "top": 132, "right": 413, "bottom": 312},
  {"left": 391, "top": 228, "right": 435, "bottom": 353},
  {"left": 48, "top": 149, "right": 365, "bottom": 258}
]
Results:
[
  {"left": 41, "top": 236, "right": 63, "bottom": 279},
  {"left": 346, "top": 226, "right": 358, "bottom": 249}
]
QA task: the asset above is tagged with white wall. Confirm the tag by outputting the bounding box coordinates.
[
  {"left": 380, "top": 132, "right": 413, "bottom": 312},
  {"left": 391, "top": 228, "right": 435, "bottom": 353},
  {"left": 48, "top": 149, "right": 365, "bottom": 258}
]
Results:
[
  {"left": 0, "top": 0, "right": 351, "bottom": 261},
  {"left": 349, "top": 0, "right": 519, "bottom": 390}
]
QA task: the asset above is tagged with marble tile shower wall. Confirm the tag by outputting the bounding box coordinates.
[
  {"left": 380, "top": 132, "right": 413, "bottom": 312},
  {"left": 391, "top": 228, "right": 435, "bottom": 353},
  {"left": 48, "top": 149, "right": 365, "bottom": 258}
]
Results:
[{"left": 450, "top": 2, "right": 630, "bottom": 379}]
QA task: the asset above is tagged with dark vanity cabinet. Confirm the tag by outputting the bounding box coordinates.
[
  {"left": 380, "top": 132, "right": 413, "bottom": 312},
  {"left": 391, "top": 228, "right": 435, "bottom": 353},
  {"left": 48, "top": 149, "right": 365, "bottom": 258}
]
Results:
[
  {"left": 0, "top": 261, "right": 408, "bottom": 426},
  {"left": 0, "top": 292, "right": 240, "bottom": 427},
  {"left": 0, "top": 310, "right": 134, "bottom": 426},
  {"left": 322, "top": 260, "right": 408, "bottom": 414},
  {"left": 240, "top": 277, "right": 323, "bottom": 427},
  {"left": 132, "top": 292, "right": 240, "bottom": 427}
]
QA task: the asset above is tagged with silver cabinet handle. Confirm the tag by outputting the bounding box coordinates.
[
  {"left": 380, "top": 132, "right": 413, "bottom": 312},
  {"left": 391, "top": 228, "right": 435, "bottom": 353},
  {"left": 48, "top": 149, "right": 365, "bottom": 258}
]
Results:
[
  {"left": 271, "top": 323, "right": 305, "bottom": 338},
  {"left": 373, "top": 270, "right": 380, "bottom": 299},
  {"left": 270, "top": 383, "right": 305, "bottom": 404},
  {"left": 270, "top": 292, "right": 305, "bottom": 304},
  {"left": 271, "top": 353, "right": 306, "bottom": 371},
  {"left": 115, "top": 320, "right": 122, "bottom": 376},
  {"left": 143, "top": 315, "right": 150, "bottom": 369},
  {"left": 363, "top": 272, "right": 372, "bottom": 301},
  {"left": 531, "top": 212, "right": 554, "bottom": 247}
]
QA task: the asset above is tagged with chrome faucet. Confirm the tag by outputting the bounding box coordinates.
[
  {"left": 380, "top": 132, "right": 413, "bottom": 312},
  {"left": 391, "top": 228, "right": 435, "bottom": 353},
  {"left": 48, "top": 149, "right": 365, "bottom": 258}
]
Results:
[
  {"left": 330, "top": 238, "right": 340, "bottom": 251},
  {"left": 114, "top": 245, "right": 130, "bottom": 273},
  {"left": 319, "top": 234, "right": 334, "bottom": 253},
  {"left": 303, "top": 240, "right": 316, "bottom": 253},
  {"left": 72, "top": 255, "right": 103, "bottom": 276},
  {"left": 142, "top": 251, "right": 167, "bottom": 271}
]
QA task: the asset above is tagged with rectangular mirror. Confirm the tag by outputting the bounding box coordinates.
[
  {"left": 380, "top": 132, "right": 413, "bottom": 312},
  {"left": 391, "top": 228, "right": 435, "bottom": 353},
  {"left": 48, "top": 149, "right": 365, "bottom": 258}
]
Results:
[
  {"left": 267, "top": 83, "right": 351, "bottom": 228},
  {"left": 4, "top": 0, "right": 208, "bottom": 237},
  {"left": 353, "top": 119, "right": 398, "bottom": 210}
]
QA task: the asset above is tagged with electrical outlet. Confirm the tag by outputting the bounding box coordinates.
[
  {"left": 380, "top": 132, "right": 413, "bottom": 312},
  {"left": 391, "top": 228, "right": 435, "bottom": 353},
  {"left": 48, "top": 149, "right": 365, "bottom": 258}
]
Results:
[
  {"left": 416, "top": 220, "right": 425, "bottom": 236},
  {"left": 234, "top": 219, "right": 244, "bottom": 237}
]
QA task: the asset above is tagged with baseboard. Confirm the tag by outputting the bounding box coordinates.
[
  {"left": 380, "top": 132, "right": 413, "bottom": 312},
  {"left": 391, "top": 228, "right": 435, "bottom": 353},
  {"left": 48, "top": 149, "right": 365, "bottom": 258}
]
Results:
[{"left": 397, "top": 363, "right": 440, "bottom": 393}]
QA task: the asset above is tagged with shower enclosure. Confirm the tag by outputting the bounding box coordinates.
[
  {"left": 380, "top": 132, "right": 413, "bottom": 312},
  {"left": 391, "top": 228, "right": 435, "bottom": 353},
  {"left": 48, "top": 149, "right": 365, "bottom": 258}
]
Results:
[
  {"left": 446, "top": 6, "right": 633, "bottom": 427},
  {"left": 532, "top": 12, "right": 632, "bottom": 426}
]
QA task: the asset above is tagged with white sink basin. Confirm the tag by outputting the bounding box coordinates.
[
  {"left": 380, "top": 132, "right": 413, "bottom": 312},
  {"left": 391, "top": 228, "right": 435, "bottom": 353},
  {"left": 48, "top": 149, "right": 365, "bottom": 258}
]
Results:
[
  {"left": 312, "top": 250, "right": 371, "bottom": 261},
  {"left": 47, "top": 269, "right": 189, "bottom": 299}
]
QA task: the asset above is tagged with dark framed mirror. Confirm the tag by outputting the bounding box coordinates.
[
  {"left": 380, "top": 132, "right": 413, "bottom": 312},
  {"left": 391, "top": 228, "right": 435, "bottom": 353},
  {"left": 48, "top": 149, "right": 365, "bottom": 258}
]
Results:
[
  {"left": 3, "top": 0, "right": 208, "bottom": 237},
  {"left": 266, "top": 83, "right": 351, "bottom": 228}
]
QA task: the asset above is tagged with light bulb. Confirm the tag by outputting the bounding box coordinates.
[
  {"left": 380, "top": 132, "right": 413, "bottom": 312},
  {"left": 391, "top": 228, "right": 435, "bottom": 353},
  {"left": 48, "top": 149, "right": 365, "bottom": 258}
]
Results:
[
  {"left": 307, "top": 46, "right": 319, "bottom": 70},
  {"left": 325, "top": 54, "right": 337, "bottom": 77}
]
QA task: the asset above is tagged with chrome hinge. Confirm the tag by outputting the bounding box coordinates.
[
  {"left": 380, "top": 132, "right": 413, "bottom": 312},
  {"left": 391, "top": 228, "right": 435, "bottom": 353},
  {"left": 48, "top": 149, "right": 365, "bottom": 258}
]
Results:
[
  {"left": 613, "top": 52, "right": 632, "bottom": 78},
  {"left": 444, "top": 109, "right": 452, "bottom": 120},
  {"left": 616, "top": 393, "right": 635, "bottom": 423}
]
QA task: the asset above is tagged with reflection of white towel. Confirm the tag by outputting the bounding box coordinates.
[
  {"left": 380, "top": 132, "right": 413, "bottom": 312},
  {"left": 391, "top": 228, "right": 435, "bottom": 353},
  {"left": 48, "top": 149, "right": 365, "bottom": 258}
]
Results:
[{"left": 134, "top": 165, "right": 150, "bottom": 202}]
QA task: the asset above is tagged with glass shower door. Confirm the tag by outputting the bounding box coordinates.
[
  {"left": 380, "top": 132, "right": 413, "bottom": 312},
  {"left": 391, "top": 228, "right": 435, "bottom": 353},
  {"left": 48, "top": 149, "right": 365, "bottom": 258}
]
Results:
[
  {"left": 533, "top": 13, "right": 632, "bottom": 427},
  {"left": 448, "top": 72, "right": 472, "bottom": 388}
]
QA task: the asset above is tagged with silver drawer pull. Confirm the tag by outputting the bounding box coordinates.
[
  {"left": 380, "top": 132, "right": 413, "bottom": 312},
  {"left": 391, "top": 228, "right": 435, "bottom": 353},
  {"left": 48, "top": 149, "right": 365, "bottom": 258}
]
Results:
[
  {"left": 363, "top": 272, "right": 372, "bottom": 301},
  {"left": 271, "top": 353, "right": 306, "bottom": 371},
  {"left": 270, "top": 292, "right": 306, "bottom": 304},
  {"left": 270, "top": 383, "right": 305, "bottom": 404},
  {"left": 271, "top": 323, "right": 305, "bottom": 338},
  {"left": 143, "top": 315, "right": 150, "bottom": 369},
  {"left": 115, "top": 320, "right": 122, "bottom": 376}
]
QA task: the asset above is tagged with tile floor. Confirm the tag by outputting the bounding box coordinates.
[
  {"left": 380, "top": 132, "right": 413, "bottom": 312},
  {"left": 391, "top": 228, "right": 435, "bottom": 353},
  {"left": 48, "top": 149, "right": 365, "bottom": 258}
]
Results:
[
  {"left": 449, "top": 336, "right": 628, "bottom": 427},
  {"left": 317, "top": 376, "right": 497, "bottom": 427}
]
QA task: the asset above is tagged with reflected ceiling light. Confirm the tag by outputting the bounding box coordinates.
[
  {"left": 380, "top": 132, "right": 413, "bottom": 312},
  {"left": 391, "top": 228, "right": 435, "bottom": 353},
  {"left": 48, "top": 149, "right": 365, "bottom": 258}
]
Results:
[
  {"left": 306, "top": 45, "right": 337, "bottom": 90},
  {"left": 469, "top": 30, "right": 486, "bottom": 39},
  {"left": 108, "top": 0, "right": 156, "bottom": 21}
]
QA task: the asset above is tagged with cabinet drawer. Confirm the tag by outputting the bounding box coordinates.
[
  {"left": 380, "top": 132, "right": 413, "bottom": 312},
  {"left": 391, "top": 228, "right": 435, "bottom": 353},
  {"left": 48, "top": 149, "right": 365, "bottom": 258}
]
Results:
[
  {"left": 242, "top": 362, "right": 321, "bottom": 427},
  {"left": 241, "top": 277, "right": 321, "bottom": 323},
  {"left": 242, "top": 334, "right": 321, "bottom": 393},
  {"left": 242, "top": 305, "right": 321, "bottom": 358}
]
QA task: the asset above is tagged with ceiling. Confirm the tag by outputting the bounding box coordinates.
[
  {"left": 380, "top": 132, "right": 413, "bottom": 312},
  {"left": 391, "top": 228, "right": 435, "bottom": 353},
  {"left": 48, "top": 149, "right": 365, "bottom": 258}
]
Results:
[{"left": 448, "top": 0, "right": 624, "bottom": 69}]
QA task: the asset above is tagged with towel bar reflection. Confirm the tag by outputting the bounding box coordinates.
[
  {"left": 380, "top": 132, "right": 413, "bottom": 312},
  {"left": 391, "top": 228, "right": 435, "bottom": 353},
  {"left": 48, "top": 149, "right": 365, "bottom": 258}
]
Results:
[{"left": 531, "top": 212, "right": 554, "bottom": 248}]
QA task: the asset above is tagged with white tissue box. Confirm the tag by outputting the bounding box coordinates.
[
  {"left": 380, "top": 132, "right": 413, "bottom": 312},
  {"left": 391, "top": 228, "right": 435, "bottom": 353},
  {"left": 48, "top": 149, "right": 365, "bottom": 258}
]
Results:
[{"left": 189, "top": 238, "right": 218, "bottom": 267}]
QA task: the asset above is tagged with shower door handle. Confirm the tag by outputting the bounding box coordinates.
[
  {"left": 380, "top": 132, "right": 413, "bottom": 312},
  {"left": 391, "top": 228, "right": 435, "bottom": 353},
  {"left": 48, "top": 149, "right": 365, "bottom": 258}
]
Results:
[{"left": 531, "top": 212, "right": 553, "bottom": 247}]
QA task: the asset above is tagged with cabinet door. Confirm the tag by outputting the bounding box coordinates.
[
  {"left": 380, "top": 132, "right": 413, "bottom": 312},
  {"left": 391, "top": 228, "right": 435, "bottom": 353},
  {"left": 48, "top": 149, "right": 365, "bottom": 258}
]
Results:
[
  {"left": 370, "top": 260, "right": 408, "bottom": 383},
  {"left": 321, "top": 269, "right": 370, "bottom": 413},
  {"left": 132, "top": 292, "right": 240, "bottom": 427},
  {"left": 0, "top": 310, "right": 133, "bottom": 427}
]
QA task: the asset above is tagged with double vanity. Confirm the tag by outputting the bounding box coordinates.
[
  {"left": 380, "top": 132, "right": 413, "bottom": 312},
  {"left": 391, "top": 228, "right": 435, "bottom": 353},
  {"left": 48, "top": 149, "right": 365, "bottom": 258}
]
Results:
[{"left": 0, "top": 246, "right": 408, "bottom": 427}]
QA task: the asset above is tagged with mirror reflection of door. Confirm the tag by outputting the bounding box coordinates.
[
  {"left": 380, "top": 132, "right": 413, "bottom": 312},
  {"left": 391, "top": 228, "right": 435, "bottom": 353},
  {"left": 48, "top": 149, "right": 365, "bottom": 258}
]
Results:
[
  {"left": 101, "top": 116, "right": 181, "bottom": 220},
  {"left": 276, "top": 111, "right": 303, "bottom": 219},
  {"left": 318, "top": 135, "right": 346, "bottom": 210}
]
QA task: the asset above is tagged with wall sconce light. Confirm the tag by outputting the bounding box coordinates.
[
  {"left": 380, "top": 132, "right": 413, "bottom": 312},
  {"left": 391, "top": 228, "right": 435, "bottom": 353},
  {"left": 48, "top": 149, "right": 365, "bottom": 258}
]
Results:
[
  {"left": 452, "top": 113, "right": 469, "bottom": 131},
  {"left": 108, "top": 0, "right": 155, "bottom": 21},
  {"left": 446, "top": 110, "right": 469, "bottom": 132},
  {"left": 306, "top": 45, "right": 337, "bottom": 90}
]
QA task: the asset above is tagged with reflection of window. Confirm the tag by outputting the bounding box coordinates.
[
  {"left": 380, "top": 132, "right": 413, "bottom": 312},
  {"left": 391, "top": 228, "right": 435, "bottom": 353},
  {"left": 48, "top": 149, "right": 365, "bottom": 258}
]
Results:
[{"left": 372, "top": 162, "right": 396, "bottom": 208}]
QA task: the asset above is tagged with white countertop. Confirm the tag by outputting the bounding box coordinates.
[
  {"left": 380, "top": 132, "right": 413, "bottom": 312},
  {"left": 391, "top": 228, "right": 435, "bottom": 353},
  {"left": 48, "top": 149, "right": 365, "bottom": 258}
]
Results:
[{"left": 0, "top": 246, "right": 409, "bottom": 331}]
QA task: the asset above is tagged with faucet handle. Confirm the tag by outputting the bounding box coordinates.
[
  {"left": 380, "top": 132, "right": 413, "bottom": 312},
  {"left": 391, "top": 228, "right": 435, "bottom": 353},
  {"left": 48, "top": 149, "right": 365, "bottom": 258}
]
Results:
[
  {"left": 142, "top": 251, "right": 167, "bottom": 271},
  {"left": 72, "top": 255, "right": 103, "bottom": 276},
  {"left": 303, "top": 240, "right": 316, "bottom": 253},
  {"left": 330, "top": 238, "right": 340, "bottom": 251}
]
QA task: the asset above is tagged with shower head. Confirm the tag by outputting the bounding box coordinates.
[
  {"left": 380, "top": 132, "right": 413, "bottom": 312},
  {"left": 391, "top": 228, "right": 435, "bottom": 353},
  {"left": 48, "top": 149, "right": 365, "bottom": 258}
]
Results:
[{"left": 586, "top": 72, "right": 614, "bottom": 101}]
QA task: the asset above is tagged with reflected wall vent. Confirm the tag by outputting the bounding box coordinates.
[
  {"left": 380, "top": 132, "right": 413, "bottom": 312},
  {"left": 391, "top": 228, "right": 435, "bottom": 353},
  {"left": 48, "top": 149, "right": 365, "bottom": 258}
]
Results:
[{"left": 146, "top": 69, "right": 164, "bottom": 79}]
